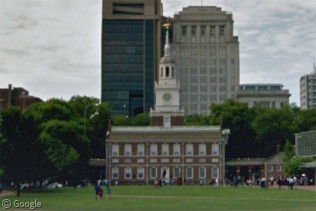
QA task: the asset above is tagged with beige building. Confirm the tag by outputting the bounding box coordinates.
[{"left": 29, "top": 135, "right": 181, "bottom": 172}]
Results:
[
  {"left": 236, "top": 84, "right": 290, "bottom": 108},
  {"left": 300, "top": 64, "right": 316, "bottom": 109},
  {"left": 172, "top": 6, "right": 240, "bottom": 115}
]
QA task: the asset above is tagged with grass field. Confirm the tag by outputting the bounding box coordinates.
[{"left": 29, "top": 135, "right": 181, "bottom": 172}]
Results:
[{"left": 1, "top": 185, "right": 315, "bottom": 210}]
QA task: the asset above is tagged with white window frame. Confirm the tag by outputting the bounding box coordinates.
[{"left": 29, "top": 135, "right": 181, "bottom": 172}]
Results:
[
  {"left": 112, "top": 167, "right": 119, "bottom": 179},
  {"left": 150, "top": 144, "right": 157, "bottom": 156},
  {"left": 268, "top": 165, "right": 273, "bottom": 172},
  {"left": 212, "top": 144, "right": 219, "bottom": 156},
  {"left": 112, "top": 144, "right": 119, "bottom": 156},
  {"left": 124, "top": 167, "right": 132, "bottom": 179},
  {"left": 137, "top": 167, "right": 144, "bottom": 179},
  {"left": 174, "top": 167, "right": 181, "bottom": 178},
  {"left": 162, "top": 144, "right": 169, "bottom": 156},
  {"left": 276, "top": 165, "right": 282, "bottom": 172},
  {"left": 186, "top": 144, "right": 193, "bottom": 156},
  {"left": 173, "top": 144, "right": 180, "bottom": 156},
  {"left": 150, "top": 167, "right": 157, "bottom": 179},
  {"left": 186, "top": 166, "right": 193, "bottom": 179},
  {"left": 212, "top": 166, "right": 218, "bottom": 179},
  {"left": 137, "top": 144, "right": 144, "bottom": 156},
  {"left": 199, "top": 144, "right": 206, "bottom": 156},
  {"left": 199, "top": 166, "right": 206, "bottom": 179},
  {"left": 164, "top": 115, "right": 170, "bottom": 127},
  {"left": 124, "top": 144, "right": 132, "bottom": 156}
]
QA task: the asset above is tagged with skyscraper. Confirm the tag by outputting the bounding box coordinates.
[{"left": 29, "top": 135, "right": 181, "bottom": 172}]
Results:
[
  {"left": 172, "top": 6, "right": 240, "bottom": 115},
  {"left": 101, "top": 0, "right": 162, "bottom": 117},
  {"left": 300, "top": 64, "right": 316, "bottom": 109}
]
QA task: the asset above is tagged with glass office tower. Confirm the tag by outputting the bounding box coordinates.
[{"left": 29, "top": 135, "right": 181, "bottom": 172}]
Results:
[{"left": 101, "top": 0, "right": 162, "bottom": 117}]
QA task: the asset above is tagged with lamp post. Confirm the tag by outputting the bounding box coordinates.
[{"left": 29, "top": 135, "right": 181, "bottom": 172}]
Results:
[
  {"left": 221, "top": 129, "right": 230, "bottom": 184},
  {"left": 105, "top": 130, "right": 110, "bottom": 187}
]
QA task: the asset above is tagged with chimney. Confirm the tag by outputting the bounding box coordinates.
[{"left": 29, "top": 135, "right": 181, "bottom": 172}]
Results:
[{"left": 276, "top": 145, "right": 281, "bottom": 153}]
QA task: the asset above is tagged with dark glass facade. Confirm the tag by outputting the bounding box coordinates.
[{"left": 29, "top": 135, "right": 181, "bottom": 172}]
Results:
[{"left": 102, "top": 20, "right": 155, "bottom": 117}]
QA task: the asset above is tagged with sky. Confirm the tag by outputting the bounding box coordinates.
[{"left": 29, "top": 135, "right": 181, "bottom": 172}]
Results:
[{"left": 0, "top": 0, "right": 315, "bottom": 105}]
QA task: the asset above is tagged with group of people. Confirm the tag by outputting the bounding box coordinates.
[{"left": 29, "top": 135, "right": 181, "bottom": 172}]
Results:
[{"left": 94, "top": 183, "right": 111, "bottom": 200}]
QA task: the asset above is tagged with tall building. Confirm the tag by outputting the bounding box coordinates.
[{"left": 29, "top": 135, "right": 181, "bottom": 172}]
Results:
[
  {"left": 300, "top": 64, "right": 316, "bottom": 109},
  {"left": 172, "top": 6, "right": 240, "bottom": 115},
  {"left": 101, "top": 0, "right": 162, "bottom": 117},
  {"left": 236, "top": 84, "right": 291, "bottom": 108}
]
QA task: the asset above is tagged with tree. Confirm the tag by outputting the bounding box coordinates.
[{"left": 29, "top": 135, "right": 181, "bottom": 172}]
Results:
[
  {"left": 131, "top": 113, "right": 150, "bottom": 126},
  {"left": 283, "top": 140, "right": 295, "bottom": 162},
  {"left": 284, "top": 157, "right": 312, "bottom": 176},
  {"left": 209, "top": 99, "right": 258, "bottom": 158}
]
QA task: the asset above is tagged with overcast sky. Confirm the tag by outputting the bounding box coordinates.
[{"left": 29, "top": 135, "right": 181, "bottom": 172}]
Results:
[{"left": 0, "top": 0, "right": 315, "bottom": 105}]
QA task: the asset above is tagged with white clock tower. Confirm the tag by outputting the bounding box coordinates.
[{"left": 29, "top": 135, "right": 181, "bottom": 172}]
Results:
[{"left": 150, "top": 29, "right": 184, "bottom": 126}]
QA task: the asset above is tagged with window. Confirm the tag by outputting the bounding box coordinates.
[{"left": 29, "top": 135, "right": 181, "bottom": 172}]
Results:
[
  {"left": 210, "top": 26, "right": 215, "bottom": 36},
  {"left": 212, "top": 144, "right": 219, "bottom": 155},
  {"left": 201, "top": 26, "right": 206, "bottom": 36},
  {"left": 186, "top": 166, "right": 193, "bottom": 179},
  {"left": 164, "top": 115, "right": 170, "bottom": 127},
  {"left": 276, "top": 165, "right": 282, "bottom": 172},
  {"left": 219, "top": 26, "right": 225, "bottom": 36},
  {"left": 150, "top": 144, "right": 157, "bottom": 156},
  {"left": 112, "top": 167, "right": 119, "bottom": 179},
  {"left": 124, "top": 167, "right": 132, "bottom": 179},
  {"left": 137, "top": 167, "right": 144, "bottom": 179},
  {"left": 199, "top": 166, "right": 206, "bottom": 179},
  {"left": 199, "top": 144, "right": 206, "bottom": 155},
  {"left": 112, "top": 144, "right": 119, "bottom": 156},
  {"left": 174, "top": 167, "right": 181, "bottom": 178},
  {"left": 212, "top": 166, "right": 218, "bottom": 179},
  {"left": 181, "top": 26, "right": 186, "bottom": 36},
  {"left": 124, "top": 144, "right": 132, "bottom": 156},
  {"left": 162, "top": 144, "right": 169, "bottom": 156},
  {"left": 186, "top": 144, "right": 193, "bottom": 156},
  {"left": 268, "top": 165, "right": 273, "bottom": 172},
  {"left": 173, "top": 144, "right": 180, "bottom": 156},
  {"left": 191, "top": 26, "right": 196, "bottom": 36},
  {"left": 137, "top": 144, "right": 144, "bottom": 156},
  {"left": 150, "top": 167, "right": 157, "bottom": 179},
  {"left": 166, "top": 67, "right": 170, "bottom": 77}
]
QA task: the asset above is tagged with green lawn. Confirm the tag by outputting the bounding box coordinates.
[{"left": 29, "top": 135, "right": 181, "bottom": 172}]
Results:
[{"left": 2, "top": 185, "right": 315, "bottom": 210}]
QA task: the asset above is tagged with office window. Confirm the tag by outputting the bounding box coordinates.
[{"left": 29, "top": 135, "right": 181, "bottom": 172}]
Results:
[
  {"left": 199, "top": 166, "right": 206, "bottom": 179},
  {"left": 112, "top": 167, "right": 119, "bottom": 179},
  {"left": 150, "top": 167, "right": 157, "bottom": 179},
  {"left": 186, "top": 144, "right": 193, "bottom": 156},
  {"left": 199, "top": 144, "right": 206, "bottom": 155},
  {"left": 112, "top": 144, "right": 119, "bottom": 156},
  {"left": 174, "top": 167, "right": 181, "bottom": 178},
  {"left": 201, "top": 26, "right": 206, "bottom": 36},
  {"left": 162, "top": 144, "right": 169, "bottom": 156},
  {"left": 212, "top": 144, "right": 219, "bottom": 155},
  {"left": 182, "top": 26, "right": 187, "bottom": 36},
  {"left": 186, "top": 166, "right": 193, "bottom": 179},
  {"left": 212, "top": 166, "right": 218, "bottom": 179},
  {"left": 137, "top": 144, "right": 144, "bottom": 156},
  {"left": 191, "top": 26, "right": 196, "bottom": 36},
  {"left": 137, "top": 167, "right": 144, "bottom": 179},
  {"left": 124, "top": 144, "right": 132, "bottom": 156},
  {"left": 173, "top": 144, "right": 180, "bottom": 156},
  {"left": 124, "top": 167, "right": 132, "bottom": 179},
  {"left": 219, "top": 26, "right": 225, "bottom": 36},
  {"left": 210, "top": 26, "right": 215, "bottom": 36},
  {"left": 150, "top": 144, "right": 157, "bottom": 156}
]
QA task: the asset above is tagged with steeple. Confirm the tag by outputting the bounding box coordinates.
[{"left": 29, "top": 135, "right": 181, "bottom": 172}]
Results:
[{"left": 164, "top": 30, "right": 171, "bottom": 57}]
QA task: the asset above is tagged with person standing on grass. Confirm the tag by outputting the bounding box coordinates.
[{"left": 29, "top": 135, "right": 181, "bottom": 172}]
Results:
[
  {"left": 95, "top": 183, "right": 100, "bottom": 199},
  {"left": 98, "top": 186, "right": 104, "bottom": 200},
  {"left": 106, "top": 185, "right": 111, "bottom": 200}
]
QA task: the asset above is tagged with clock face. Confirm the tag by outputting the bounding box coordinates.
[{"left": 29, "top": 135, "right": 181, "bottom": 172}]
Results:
[{"left": 163, "top": 92, "right": 172, "bottom": 102}]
